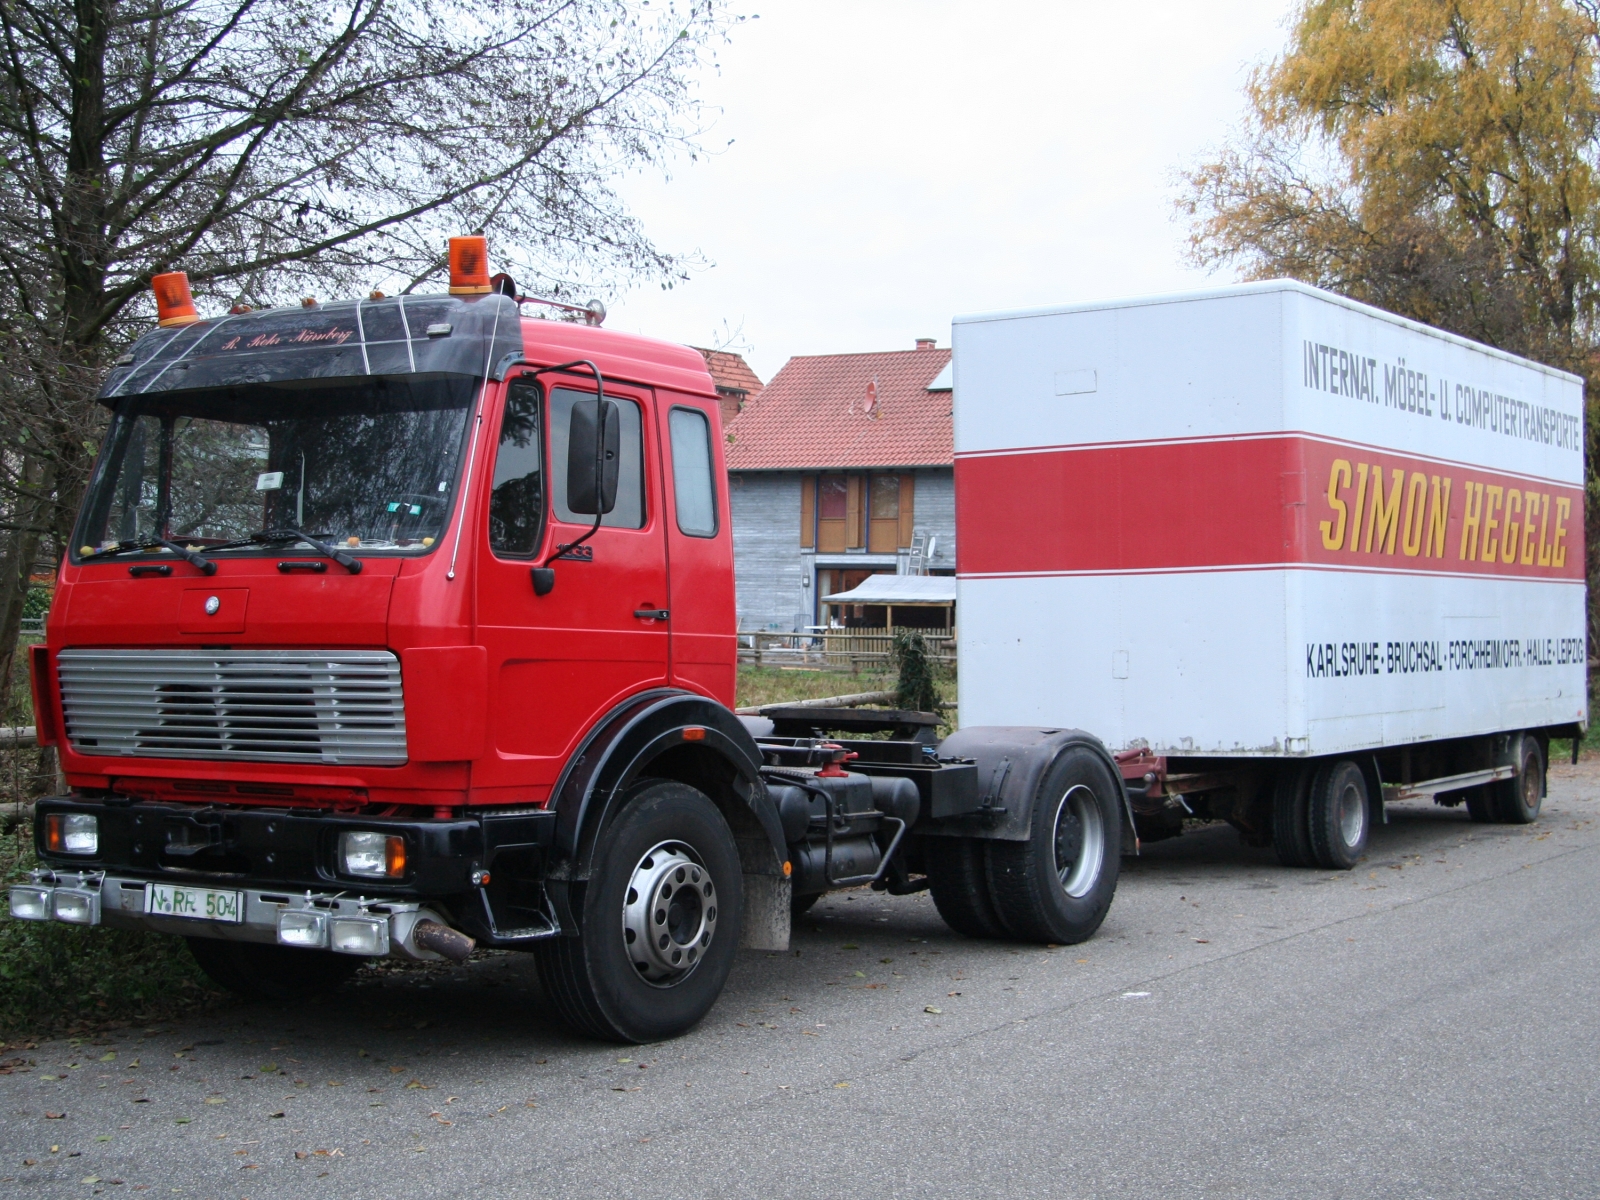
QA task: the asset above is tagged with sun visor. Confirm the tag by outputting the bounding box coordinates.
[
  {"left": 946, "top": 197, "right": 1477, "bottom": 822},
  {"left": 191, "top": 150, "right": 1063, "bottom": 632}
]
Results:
[{"left": 99, "top": 293, "right": 523, "bottom": 403}]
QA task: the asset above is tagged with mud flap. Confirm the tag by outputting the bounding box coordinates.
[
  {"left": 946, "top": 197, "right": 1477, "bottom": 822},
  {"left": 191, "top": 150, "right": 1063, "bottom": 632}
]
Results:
[{"left": 739, "top": 873, "right": 791, "bottom": 951}]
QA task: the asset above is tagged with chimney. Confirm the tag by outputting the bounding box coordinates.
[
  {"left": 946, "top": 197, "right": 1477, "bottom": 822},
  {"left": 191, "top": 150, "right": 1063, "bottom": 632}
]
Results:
[{"left": 915, "top": 338, "right": 936, "bottom": 350}]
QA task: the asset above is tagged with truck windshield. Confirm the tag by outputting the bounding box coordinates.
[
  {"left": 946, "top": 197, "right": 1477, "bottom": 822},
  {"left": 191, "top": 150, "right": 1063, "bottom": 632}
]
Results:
[{"left": 75, "top": 373, "right": 477, "bottom": 559}]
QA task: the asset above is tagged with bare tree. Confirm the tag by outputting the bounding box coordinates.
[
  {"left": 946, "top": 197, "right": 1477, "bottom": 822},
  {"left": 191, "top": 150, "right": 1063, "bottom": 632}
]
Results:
[{"left": 0, "top": 0, "right": 740, "bottom": 713}]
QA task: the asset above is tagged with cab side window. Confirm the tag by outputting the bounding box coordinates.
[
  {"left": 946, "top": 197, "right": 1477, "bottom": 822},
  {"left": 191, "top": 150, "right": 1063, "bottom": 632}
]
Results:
[
  {"left": 488, "top": 382, "right": 544, "bottom": 556},
  {"left": 668, "top": 406, "right": 717, "bottom": 536},
  {"left": 549, "top": 386, "right": 646, "bottom": 529}
]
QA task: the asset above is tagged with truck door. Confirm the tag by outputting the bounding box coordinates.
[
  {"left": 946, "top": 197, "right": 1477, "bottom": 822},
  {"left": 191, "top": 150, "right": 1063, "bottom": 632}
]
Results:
[
  {"left": 473, "top": 375, "right": 669, "bottom": 798},
  {"left": 657, "top": 397, "right": 737, "bottom": 704}
]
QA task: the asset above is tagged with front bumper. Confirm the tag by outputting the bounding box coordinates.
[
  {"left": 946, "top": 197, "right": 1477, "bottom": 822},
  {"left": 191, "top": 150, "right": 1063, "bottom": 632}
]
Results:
[
  {"left": 9, "top": 869, "right": 452, "bottom": 960},
  {"left": 24, "top": 795, "right": 561, "bottom": 947}
]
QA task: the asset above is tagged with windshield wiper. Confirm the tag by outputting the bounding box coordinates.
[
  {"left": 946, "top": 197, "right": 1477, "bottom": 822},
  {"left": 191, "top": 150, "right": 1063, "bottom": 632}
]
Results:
[
  {"left": 84, "top": 538, "right": 217, "bottom": 575},
  {"left": 228, "top": 528, "right": 363, "bottom": 574}
]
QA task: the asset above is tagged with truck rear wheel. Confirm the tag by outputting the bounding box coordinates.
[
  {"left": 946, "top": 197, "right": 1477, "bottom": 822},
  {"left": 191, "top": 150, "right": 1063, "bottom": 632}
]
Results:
[
  {"left": 1271, "top": 764, "right": 1315, "bottom": 867},
  {"left": 186, "top": 938, "right": 363, "bottom": 1003},
  {"left": 925, "top": 837, "right": 1006, "bottom": 939},
  {"left": 1492, "top": 737, "right": 1544, "bottom": 824},
  {"left": 534, "top": 780, "right": 742, "bottom": 1043},
  {"left": 984, "top": 747, "right": 1121, "bottom": 944},
  {"left": 1307, "top": 759, "right": 1369, "bottom": 870}
]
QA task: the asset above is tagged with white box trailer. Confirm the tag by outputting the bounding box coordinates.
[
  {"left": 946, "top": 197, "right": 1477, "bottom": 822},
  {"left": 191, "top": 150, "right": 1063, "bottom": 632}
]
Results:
[{"left": 950, "top": 280, "right": 1586, "bottom": 866}]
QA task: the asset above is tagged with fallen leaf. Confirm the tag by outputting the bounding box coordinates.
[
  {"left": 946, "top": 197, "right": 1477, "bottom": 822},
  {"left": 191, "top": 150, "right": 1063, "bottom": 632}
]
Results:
[
  {"left": 405, "top": 1080, "right": 430, "bottom": 1090},
  {"left": 95, "top": 1135, "right": 112, "bottom": 1142},
  {"left": 923, "top": 1006, "right": 942, "bottom": 1015},
  {"left": 1193, "top": 939, "right": 1209, "bottom": 944},
  {"left": 44, "top": 1112, "right": 65, "bottom": 1120},
  {"left": 852, "top": 971, "right": 866, "bottom": 978},
  {"left": 81, "top": 1176, "right": 100, "bottom": 1185},
  {"left": 269, "top": 1112, "right": 285, "bottom": 1119},
  {"left": 260, "top": 1063, "right": 277, "bottom": 1073},
  {"left": 840, "top": 944, "right": 858, "bottom": 950},
  {"left": 99, "top": 1053, "right": 116, "bottom": 1062},
  {"left": 175, "top": 1118, "right": 191, "bottom": 1125},
  {"left": 295, "top": 1152, "right": 308, "bottom": 1160},
  {"left": 947, "top": 991, "right": 961, "bottom": 997},
  {"left": 833, "top": 1082, "right": 850, "bottom": 1089}
]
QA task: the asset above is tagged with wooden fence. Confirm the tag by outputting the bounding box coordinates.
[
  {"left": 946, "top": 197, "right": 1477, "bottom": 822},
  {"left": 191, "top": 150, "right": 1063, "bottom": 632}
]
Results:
[{"left": 737, "top": 628, "right": 955, "bottom": 669}]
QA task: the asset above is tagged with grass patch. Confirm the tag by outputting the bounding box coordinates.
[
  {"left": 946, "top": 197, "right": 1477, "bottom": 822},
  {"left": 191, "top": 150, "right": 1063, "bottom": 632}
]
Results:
[{"left": 0, "top": 817, "right": 222, "bottom": 1039}]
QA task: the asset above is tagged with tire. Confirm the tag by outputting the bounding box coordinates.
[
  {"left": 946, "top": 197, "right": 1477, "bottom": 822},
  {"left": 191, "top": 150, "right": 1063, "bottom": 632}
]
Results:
[
  {"left": 1307, "top": 759, "right": 1369, "bottom": 870},
  {"left": 925, "top": 836, "right": 1006, "bottom": 939},
  {"left": 984, "top": 746, "right": 1122, "bottom": 944},
  {"left": 1465, "top": 786, "right": 1497, "bottom": 823},
  {"left": 1271, "top": 764, "right": 1315, "bottom": 867},
  {"left": 533, "top": 780, "right": 742, "bottom": 1043},
  {"left": 790, "top": 891, "right": 821, "bottom": 919},
  {"left": 186, "top": 938, "right": 363, "bottom": 1002},
  {"left": 1492, "top": 737, "right": 1544, "bottom": 824}
]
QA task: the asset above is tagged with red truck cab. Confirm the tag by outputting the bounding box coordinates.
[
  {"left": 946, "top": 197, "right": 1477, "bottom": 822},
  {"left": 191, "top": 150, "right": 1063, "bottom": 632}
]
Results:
[{"left": 17, "top": 259, "right": 1130, "bottom": 1042}]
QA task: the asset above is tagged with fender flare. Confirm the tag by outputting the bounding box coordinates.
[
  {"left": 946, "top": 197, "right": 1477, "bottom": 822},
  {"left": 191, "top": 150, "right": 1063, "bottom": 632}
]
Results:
[
  {"left": 548, "top": 688, "right": 788, "bottom": 885},
  {"left": 929, "top": 725, "right": 1139, "bottom": 853}
]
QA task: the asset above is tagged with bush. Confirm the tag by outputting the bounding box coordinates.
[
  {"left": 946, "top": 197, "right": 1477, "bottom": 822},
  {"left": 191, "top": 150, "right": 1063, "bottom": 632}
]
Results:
[
  {"left": 0, "top": 818, "right": 220, "bottom": 1037},
  {"left": 892, "top": 629, "right": 939, "bottom": 714}
]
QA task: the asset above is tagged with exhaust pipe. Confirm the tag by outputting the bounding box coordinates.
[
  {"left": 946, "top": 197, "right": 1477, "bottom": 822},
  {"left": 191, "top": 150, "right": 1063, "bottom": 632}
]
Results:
[{"left": 412, "top": 919, "right": 476, "bottom": 963}]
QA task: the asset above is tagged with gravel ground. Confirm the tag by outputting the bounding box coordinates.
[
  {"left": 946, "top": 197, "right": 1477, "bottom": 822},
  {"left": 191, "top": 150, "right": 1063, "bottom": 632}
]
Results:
[{"left": 3, "top": 759, "right": 1598, "bottom": 1198}]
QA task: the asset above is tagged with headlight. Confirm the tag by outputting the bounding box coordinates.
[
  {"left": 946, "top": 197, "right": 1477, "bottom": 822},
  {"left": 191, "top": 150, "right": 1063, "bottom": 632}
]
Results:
[
  {"left": 339, "top": 831, "right": 406, "bottom": 878},
  {"left": 50, "top": 887, "right": 100, "bottom": 925},
  {"left": 330, "top": 916, "right": 389, "bottom": 957},
  {"left": 8, "top": 885, "right": 52, "bottom": 920},
  {"left": 44, "top": 813, "right": 98, "bottom": 855},
  {"left": 277, "top": 910, "right": 328, "bottom": 948}
]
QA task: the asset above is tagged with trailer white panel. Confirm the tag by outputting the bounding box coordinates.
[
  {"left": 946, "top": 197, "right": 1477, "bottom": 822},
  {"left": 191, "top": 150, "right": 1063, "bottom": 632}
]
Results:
[{"left": 952, "top": 281, "right": 1586, "bottom": 757}]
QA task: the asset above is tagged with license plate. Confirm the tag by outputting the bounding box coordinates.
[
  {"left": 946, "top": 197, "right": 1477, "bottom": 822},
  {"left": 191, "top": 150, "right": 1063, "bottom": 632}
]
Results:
[{"left": 145, "top": 883, "right": 243, "bottom": 924}]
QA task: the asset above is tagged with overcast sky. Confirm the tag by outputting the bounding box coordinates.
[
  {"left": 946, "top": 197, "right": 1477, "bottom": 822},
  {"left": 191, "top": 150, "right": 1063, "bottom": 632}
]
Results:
[{"left": 604, "top": 0, "right": 1295, "bottom": 381}]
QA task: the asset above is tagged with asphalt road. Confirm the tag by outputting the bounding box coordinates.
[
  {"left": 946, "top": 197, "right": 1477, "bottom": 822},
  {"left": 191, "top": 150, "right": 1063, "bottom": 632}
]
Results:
[{"left": 5, "top": 760, "right": 1599, "bottom": 1200}]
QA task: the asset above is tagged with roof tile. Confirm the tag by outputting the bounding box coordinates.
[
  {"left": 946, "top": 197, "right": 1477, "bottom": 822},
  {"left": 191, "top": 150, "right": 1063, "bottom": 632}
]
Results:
[{"left": 725, "top": 347, "right": 952, "bottom": 470}]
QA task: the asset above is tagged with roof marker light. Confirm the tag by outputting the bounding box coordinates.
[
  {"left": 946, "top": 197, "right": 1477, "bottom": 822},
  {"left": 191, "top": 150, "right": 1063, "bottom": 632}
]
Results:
[
  {"left": 448, "top": 236, "right": 491, "bottom": 294},
  {"left": 151, "top": 272, "right": 201, "bottom": 327}
]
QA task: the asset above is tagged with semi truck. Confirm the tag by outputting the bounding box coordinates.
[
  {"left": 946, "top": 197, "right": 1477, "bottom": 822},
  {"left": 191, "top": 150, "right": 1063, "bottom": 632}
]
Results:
[
  {"left": 952, "top": 280, "right": 1586, "bottom": 867},
  {"left": 10, "top": 239, "right": 1130, "bottom": 1043}
]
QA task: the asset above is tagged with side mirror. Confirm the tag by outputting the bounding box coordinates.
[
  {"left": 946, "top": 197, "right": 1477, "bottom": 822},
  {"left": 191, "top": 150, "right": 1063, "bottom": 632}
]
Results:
[{"left": 566, "top": 398, "right": 620, "bottom": 516}]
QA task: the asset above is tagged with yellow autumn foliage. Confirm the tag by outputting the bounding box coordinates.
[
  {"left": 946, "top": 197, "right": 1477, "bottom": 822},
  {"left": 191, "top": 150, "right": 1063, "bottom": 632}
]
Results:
[{"left": 1184, "top": 0, "right": 1600, "bottom": 375}]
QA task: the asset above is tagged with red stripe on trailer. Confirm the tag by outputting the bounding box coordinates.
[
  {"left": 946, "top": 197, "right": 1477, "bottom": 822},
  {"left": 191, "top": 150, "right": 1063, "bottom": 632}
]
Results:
[{"left": 955, "top": 435, "right": 1585, "bottom": 580}]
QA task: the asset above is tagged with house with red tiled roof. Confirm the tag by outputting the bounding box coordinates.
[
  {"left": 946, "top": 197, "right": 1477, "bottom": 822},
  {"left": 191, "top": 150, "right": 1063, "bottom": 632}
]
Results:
[
  {"left": 724, "top": 338, "right": 955, "bottom": 631},
  {"left": 695, "top": 348, "right": 765, "bottom": 424}
]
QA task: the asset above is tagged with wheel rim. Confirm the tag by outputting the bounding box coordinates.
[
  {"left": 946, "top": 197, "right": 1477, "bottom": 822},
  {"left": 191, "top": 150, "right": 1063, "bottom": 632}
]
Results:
[
  {"left": 622, "top": 841, "right": 718, "bottom": 987},
  {"left": 1053, "top": 784, "right": 1106, "bottom": 899},
  {"left": 1335, "top": 778, "right": 1366, "bottom": 848},
  {"left": 1521, "top": 753, "right": 1541, "bottom": 815}
]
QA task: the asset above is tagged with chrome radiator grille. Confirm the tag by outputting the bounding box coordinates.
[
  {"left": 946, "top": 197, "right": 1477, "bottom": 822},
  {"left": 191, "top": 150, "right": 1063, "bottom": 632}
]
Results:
[{"left": 57, "top": 649, "right": 407, "bottom": 766}]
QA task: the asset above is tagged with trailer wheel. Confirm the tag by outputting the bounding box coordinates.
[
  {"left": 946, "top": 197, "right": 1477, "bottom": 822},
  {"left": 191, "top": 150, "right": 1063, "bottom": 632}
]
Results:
[
  {"left": 1492, "top": 737, "right": 1544, "bottom": 824},
  {"left": 1307, "top": 759, "right": 1369, "bottom": 870},
  {"left": 534, "top": 779, "right": 742, "bottom": 1043},
  {"left": 1271, "top": 764, "right": 1315, "bottom": 868},
  {"left": 984, "top": 747, "right": 1122, "bottom": 943},
  {"left": 925, "top": 837, "right": 1006, "bottom": 939},
  {"left": 185, "top": 938, "right": 363, "bottom": 1003},
  {"left": 791, "top": 891, "right": 821, "bottom": 919}
]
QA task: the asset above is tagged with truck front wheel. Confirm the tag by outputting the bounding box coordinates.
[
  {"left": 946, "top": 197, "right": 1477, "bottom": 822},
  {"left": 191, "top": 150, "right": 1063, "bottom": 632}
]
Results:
[
  {"left": 535, "top": 780, "right": 743, "bottom": 1043},
  {"left": 186, "top": 938, "right": 363, "bottom": 1003},
  {"left": 984, "top": 747, "right": 1122, "bottom": 944}
]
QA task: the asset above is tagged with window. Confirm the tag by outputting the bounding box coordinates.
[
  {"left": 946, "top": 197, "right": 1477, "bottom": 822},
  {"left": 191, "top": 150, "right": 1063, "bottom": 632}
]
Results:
[
  {"left": 802, "top": 473, "right": 914, "bottom": 551},
  {"left": 668, "top": 407, "right": 717, "bottom": 536},
  {"left": 488, "top": 381, "right": 543, "bottom": 556},
  {"left": 549, "top": 387, "right": 645, "bottom": 529},
  {"left": 817, "top": 475, "right": 849, "bottom": 552},
  {"left": 869, "top": 475, "right": 900, "bottom": 553}
]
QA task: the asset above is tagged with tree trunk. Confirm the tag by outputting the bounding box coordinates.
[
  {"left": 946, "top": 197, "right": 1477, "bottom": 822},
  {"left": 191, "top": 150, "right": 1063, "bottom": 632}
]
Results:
[{"left": 0, "top": 453, "right": 58, "bottom": 722}]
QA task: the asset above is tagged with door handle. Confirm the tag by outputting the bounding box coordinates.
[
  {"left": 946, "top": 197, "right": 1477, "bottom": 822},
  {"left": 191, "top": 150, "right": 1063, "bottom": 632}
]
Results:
[{"left": 633, "top": 608, "right": 670, "bottom": 621}]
